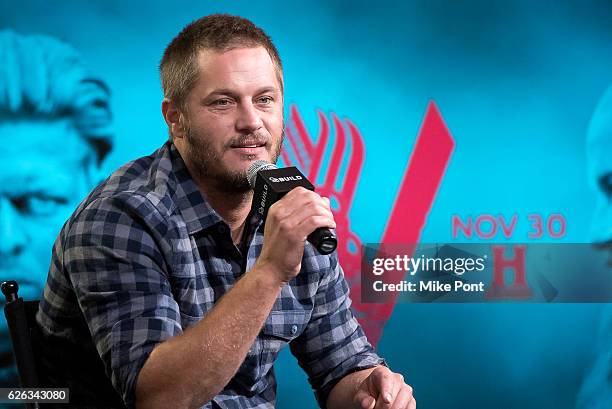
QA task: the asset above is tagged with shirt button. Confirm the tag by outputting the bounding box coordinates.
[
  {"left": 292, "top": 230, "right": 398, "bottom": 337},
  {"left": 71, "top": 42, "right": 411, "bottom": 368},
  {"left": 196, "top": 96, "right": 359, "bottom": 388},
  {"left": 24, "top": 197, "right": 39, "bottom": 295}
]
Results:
[{"left": 291, "top": 325, "right": 298, "bottom": 335}]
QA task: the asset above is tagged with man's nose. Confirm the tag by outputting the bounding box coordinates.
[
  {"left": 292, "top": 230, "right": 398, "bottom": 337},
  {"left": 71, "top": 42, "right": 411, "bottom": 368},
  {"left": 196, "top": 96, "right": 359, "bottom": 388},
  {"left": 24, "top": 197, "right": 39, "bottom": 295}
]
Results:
[
  {"left": 0, "top": 197, "right": 27, "bottom": 256},
  {"left": 235, "top": 102, "right": 263, "bottom": 134}
]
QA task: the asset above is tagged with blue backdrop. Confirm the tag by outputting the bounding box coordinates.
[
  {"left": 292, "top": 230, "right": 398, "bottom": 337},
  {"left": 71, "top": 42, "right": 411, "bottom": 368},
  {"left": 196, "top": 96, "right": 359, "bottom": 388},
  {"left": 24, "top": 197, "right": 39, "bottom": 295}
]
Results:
[{"left": 1, "top": 1, "right": 611, "bottom": 408}]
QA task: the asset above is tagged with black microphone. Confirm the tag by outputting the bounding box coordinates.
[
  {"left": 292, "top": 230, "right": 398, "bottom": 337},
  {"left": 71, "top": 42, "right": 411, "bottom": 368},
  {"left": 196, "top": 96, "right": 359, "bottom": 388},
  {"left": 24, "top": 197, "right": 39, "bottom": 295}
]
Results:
[{"left": 247, "top": 160, "right": 337, "bottom": 255}]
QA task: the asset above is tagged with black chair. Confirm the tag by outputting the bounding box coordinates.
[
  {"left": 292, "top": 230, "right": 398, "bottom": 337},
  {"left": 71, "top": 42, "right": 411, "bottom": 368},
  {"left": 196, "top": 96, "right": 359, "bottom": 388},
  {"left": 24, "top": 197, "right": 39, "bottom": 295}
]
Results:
[{"left": 2, "top": 280, "right": 41, "bottom": 409}]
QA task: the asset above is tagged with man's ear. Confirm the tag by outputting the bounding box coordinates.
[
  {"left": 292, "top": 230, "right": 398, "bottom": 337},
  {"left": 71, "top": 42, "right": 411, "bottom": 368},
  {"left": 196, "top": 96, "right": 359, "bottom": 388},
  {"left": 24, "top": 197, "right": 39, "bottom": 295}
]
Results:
[{"left": 162, "top": 98, "right": 187, "bottom": 140}]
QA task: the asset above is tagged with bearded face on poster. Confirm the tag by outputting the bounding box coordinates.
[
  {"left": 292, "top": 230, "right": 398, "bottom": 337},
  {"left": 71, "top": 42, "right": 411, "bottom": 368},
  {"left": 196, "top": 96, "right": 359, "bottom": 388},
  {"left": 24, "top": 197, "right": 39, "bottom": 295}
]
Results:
[{"left": 0, "top": 30, "right": 113, "bottom": 384}]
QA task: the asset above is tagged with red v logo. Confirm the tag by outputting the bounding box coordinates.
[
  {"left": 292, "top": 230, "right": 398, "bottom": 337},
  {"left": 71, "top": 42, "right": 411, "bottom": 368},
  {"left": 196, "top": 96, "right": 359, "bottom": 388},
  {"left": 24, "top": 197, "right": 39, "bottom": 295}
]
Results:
[{"left": 283, "top": 101, "right": 455, "bottom": 346}]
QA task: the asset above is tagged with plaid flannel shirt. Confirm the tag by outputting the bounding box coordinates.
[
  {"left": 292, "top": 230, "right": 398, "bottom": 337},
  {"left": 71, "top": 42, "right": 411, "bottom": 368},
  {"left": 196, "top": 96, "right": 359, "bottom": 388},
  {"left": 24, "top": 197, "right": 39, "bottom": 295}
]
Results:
[{"left": 36, "top": 141, "right": 384, "bottom": 409}]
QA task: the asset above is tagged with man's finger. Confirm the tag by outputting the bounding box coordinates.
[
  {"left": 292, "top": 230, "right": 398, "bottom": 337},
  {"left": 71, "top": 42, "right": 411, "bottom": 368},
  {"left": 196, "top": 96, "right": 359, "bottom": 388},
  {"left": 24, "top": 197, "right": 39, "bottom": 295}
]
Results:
[
  {"left": 370, "top": 368, "right": 389, "bottom": 392},
  {"left": 370, "top": 368, "right": 396, "bottom": 409},
  {"left": 389, "top": 385, "right": 414, "bottom": 409}
]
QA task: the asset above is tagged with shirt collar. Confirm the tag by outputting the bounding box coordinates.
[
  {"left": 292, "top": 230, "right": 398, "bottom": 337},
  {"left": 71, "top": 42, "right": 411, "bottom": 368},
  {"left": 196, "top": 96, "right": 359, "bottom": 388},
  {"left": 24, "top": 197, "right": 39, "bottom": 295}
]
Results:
[{"left": 166, "top": 142, "right": 224, "bottom": 234}]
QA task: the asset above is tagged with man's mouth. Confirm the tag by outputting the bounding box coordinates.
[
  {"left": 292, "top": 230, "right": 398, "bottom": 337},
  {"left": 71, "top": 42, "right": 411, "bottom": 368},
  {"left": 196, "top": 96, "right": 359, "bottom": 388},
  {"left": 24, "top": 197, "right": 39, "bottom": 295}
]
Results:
[
  {"left": 231, "top": 141, "right": 266, "bottom": 149},
  {"left": 230, "top": 141, "right": 267, "bottom": 154}
]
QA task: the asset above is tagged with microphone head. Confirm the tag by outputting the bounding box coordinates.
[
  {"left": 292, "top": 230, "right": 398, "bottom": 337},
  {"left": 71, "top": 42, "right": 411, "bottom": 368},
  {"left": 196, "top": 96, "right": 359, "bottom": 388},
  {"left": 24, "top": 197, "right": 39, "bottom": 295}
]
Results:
[{"left": 247, "top": 160, "right": 277, "bottom": 188}]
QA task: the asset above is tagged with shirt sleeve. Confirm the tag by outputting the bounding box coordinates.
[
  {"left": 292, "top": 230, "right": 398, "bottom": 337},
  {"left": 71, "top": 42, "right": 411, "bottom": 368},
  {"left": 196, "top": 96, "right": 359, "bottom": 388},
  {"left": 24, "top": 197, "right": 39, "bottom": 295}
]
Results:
[
  {"left": 62, "top": 193, "right": 183, "bottom": 408},
  {"left": 289, "top": 251, "right": 387, "bottom": 408}
]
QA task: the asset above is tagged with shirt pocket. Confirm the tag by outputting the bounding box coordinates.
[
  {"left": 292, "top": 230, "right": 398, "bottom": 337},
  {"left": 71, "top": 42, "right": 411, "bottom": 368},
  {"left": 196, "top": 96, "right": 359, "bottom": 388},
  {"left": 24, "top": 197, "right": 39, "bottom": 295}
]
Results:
[
  {"left": 228, "top": 309, "right": 309, "bottom": 394},
  {"left": 169, "top": 273, "right": 216, "bottom": 318},
  {"left": 259, "top": 309, "right": 310, "bottom": 377},
  {"left": 261, "top": 309, "right": 310, "bottom": 342}
]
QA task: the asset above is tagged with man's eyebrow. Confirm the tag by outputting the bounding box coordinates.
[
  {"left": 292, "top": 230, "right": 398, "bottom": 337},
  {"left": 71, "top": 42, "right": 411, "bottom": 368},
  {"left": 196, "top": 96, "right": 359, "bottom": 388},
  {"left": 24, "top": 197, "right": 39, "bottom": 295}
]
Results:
[
  {"left": 205, "top": 86, "right": 280, "bottom": 99},
  {"left": 254, "top": 86, "right": 280, "bottom": 95},
  {"left": 205, "top": 89, "right": 239, "bottom": 99}
]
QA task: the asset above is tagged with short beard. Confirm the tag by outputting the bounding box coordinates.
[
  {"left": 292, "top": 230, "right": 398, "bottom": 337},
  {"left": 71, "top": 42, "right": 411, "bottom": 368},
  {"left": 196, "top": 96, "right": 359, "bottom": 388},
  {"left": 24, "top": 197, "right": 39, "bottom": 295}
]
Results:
[{"left": 183, "top": 122, "right": 284, "bottom": 195}]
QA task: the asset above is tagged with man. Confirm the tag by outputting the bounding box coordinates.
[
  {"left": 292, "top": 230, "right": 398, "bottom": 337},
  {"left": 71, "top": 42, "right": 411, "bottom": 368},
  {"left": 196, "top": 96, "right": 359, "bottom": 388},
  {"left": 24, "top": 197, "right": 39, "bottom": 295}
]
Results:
[
  {"left": 0, "top": 29, "right": 112, "bottom": 385},
  {"left": 37, "top": 14, "right": 415, "bottom": 409}
]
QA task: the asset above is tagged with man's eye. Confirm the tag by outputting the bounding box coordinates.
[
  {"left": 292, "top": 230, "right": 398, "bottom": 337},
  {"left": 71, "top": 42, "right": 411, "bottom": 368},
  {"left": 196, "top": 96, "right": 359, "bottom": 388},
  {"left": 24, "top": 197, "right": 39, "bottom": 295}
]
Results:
[
  {"left": 257, "top": 96, "right": 273, "bottom": 104},
  {"left": 11, "top": 194, "right": 68, "bottom": 217},
  {"left": 212, "top": 99, "right": 232, "bottom": 107}
]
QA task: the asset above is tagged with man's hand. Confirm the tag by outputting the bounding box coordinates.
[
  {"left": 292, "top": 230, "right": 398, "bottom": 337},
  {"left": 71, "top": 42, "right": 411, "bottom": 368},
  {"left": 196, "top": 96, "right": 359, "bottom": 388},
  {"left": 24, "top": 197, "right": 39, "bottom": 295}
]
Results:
[
  {"left": 353, "top": 366, "right": 415, "bottom": 409},
  {"left": 254, "top": 186, "right": 335, "bottom": 284}
]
